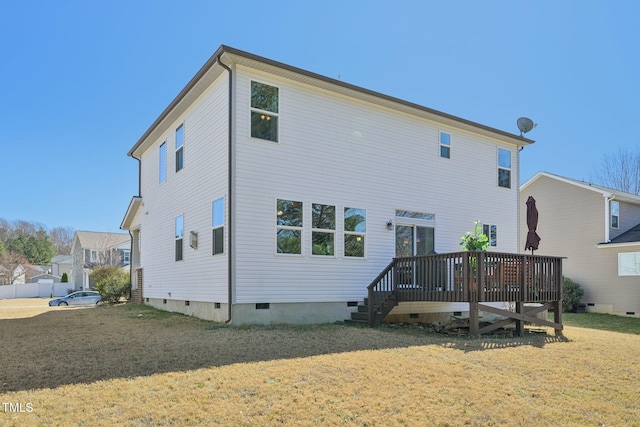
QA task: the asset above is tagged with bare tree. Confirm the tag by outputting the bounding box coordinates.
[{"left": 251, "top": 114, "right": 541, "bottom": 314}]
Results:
[
  {"left": 591, "top": 146, "right": 640, "bottom": 195},
  {"left": 50, "top": 226, "right": 75, "bottom": 255}
]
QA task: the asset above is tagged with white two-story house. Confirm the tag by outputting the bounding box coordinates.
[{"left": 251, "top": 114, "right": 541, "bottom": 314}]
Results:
[{"left": 121, "top": 45, "right": 533, "bottom": 325}]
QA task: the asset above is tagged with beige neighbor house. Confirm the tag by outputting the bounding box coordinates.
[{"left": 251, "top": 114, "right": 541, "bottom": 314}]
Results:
[
  {"left": 70, "top": 231, "right": 131, "bottom": 290},
  {"left": 121, "top": 45, "right": 537, "bottom": 325},
  {"left": 520, "top": 172, "right": 640, "bottom": 317}
]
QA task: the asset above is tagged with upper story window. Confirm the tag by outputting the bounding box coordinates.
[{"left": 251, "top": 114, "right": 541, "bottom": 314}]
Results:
[
  {"left": 344, "top": 208, "right": 366, "bottom": 258},
  {"left": 159, "top": 142, "right": 167, "bottom": 183},
  {"left": 611, "top": 201, "right": 619, "bottom": 229},
  {"left": 175, "top": 124, "right": 184, "bottom": 172},
  {"left": 212, "top": 198, "right": 225, "bottom": 255},
  {"left": 312, "top": 203, "right": 335, "bottom": 256},
  {"left": 439, "top": 132, "right": 451, "bottom": 158},
  {"left": 175, "top": 215, "right": 184, "bottom": 261},
  {"left": 276, "top": 199, "right": 302, "bottom": 254},
  {"left": 251, "top": 81, "right": 279, "bottom": 142},
  {"left": 498, "top": 148, "right": 512, "bottom": 188}
]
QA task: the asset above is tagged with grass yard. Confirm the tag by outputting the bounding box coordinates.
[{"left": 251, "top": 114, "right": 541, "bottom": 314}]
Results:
[{"left": 1, "top": 299, "right": 639, "bottom": 426}]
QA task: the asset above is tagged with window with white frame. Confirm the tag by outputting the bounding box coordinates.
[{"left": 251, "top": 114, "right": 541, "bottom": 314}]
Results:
[
  {"left": 312, "top": 203, "right": 335, "bottom": 256},
  {"left": 212, "top": 197, "right": 225, "bottom": 255},
  {"left": 483, "top": 224, "right": 497, "bottom": 247},
  {"left": 618, "top": 252, "right": 640, "bottom": 276},
  {"left": 276, "top": 199, "right": 302, "bottom": 254},
  {"left": 159, "top": 142, "right": 166, "bottom": 183},
  {"left": 122, "top": 250, "right": 131, "bottom": 265},
  {"left": 175, "top": 215, "right": 184, "bottom": 261},
  {"left": 344, "top": 208, "right": 366, "bottom": 257},
  {"left": 251, "top": 81, "right": 279, "bottom": 142},
  {"left": 611, "top": 201, "right": 619, "bottom": 229},
  {"left": 440, "top": 132, "right": 451, "bottom": 159},
  {"left": 498, "top": 148, "right": 511, "bottom": 188},
  {"left": 175, "top": 124, "right": 184, "bottom": 172}
]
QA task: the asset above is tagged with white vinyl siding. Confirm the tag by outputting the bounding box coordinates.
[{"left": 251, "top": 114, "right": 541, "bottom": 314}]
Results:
[
  {"left": 232, "top": 66, "right": 520, "bottom": 304},
  {"left": 136, "top": 73, "right": 229, "bottom": 302}
]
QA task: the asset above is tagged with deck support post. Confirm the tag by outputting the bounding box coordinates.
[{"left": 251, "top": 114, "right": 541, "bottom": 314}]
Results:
[
  {"left": 553, "top": 299, "right": 563, "bottom": 336},
  {"left": 515, "top": 302, "right": 524, "bottom": 336},
  {"left": 469, "top": 301, "right": 479, "bottom": 337}
]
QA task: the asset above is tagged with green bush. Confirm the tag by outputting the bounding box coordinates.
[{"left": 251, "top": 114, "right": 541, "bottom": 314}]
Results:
[
  {"left": 562, "top": 276, "right": 584, "bottom": 312},
  {"left": 60, "top": 272, "right": 68, "bottom": 282},
  {"left": 92, "top": 265, "right": 129, "bottom": 303},
  {"left": 460, "top": 220, "right": 489, "bottom": 252}
]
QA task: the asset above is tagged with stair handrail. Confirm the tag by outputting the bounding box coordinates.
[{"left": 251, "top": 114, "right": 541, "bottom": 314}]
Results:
[{"left": 366, "top": 258, "right": 397, "bottom": 327}]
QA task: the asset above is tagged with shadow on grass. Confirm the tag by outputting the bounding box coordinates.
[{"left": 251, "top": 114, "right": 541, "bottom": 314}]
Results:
[{"left": 0, "top": 304, "right": 568, "bottom": 393}]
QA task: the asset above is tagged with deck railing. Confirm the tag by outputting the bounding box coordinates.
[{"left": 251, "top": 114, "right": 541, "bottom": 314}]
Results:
[{"left": 367, "top": 251, "right": 563, "bottom": 327}]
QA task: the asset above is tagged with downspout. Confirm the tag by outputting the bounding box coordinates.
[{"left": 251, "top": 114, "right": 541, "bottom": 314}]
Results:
[
  {"left": 127, "top": 155, "right": 142, "bottom": 301},
  {"left": 216, "top": 54, "right": 233, "bottom": 324}
]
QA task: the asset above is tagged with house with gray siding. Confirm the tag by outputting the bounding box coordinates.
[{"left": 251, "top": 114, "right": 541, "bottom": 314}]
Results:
[
  {"left": 520, "top": 172, "right": 640, "bottom": 317},
  {"left": 70, "top": 231, "right": 131, "bottom": 290},
  {"left": 121, "top": 45, "right": 533, "bottom": 325}
]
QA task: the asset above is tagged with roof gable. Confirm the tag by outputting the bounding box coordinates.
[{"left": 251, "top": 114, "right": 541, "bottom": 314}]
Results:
[
  {"left": 521, "top": 172, "right": 640, "bottom": 205},
  {"left": 72, "top": 231, "right": 130, "bottom": 251}
]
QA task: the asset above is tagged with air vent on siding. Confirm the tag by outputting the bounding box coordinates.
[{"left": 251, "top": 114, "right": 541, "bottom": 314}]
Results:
[{"left": 189, "top": 231, "right": 198, "bottom": 249}]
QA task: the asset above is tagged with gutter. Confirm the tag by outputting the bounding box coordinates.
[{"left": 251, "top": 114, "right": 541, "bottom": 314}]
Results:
[{"left": 216, "top": 54, "right": 233, "bottom": 324}]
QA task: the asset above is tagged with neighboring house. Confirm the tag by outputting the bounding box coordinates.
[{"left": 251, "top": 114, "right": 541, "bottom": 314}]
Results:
[
  {"left": 520, "top": 172, "right": 640, "bottom": 317},
  {"left": 0, "top": 264, "right": 25, "bottom": 285},
  {"left": 121, "top": 45, "right": 533, "bottom": 325},
  {"left": 31, "top": 273, "right": 61, "bottom": 283},
  {"left": 50, "top": 255, "right": 73, "bottom": 278},
  {"left": 70, "top": 231, "right": 131, "bottom": 290}
]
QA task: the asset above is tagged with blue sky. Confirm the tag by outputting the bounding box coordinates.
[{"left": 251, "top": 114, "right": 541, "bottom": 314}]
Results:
[{"left": 1, "top": 1, "right": 638, "bottom": 233}]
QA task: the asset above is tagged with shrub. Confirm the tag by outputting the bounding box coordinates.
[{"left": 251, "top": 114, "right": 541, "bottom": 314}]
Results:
[
  {"left": 92, "top": 265, "right": 129, "bottom": 304},
  {"left": 60, "top": 272, "right": 68, "bottom": 282},
  {"left": 460, "top": 220, "right": 489, "bottom": 252},
  {"left": 562, "top": 276, "right": 584, "bottom": 312}
]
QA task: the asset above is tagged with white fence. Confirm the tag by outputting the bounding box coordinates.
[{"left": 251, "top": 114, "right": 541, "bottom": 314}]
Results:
[{"left": 0, "top": 282, "right": 74, "bottom": 299}]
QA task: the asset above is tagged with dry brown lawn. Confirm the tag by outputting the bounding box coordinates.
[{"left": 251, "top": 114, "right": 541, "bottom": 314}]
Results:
[{"left": 1, "top": 298, "right": 638, "bottom": 426}]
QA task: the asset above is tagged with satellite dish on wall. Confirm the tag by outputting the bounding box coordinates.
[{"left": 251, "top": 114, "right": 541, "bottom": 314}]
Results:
[{"left": 517, "top": 117, "right": 536, "bottom": 136}]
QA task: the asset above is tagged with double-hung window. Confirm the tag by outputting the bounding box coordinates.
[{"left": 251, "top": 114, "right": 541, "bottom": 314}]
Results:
[
  {"left": 175, "top": 215, "right": 184, "bottom": 261},
  {"left": 159, "top": 142, "right": 166, "bottom": 183},
  {"left": 440, "top": 132, "right": 451, "bottom": 158},
  {"left": 498, "top": 148, "right": 511, "bottom": 188},
  {"left": 276, "top": 199, "right": 302, "bottom": 254},
  {"left": 611, "top": 201, "right": 619, "bottom": 229},
  {"left": 251, "top": 81, "right": 279, "bottom": 142},
  {"left": 175, "top": 124, "right": 184, "bottom": 172},
  {"left": 483, "top": 224, "right": 497, "bottom": 247},
  {"left": 312, "top": 203, "right": 335, "bottom": 256},
  {"left": 344, "top": 208, "right": 366, "bottom": 257},
  {"left": 212, "top": 198, "right": 225, "bottom": 255}
]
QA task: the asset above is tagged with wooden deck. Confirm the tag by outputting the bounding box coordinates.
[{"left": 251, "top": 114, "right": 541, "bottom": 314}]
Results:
[{"left": 365, "top": 251, "right": 563, "bottom": 335}]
